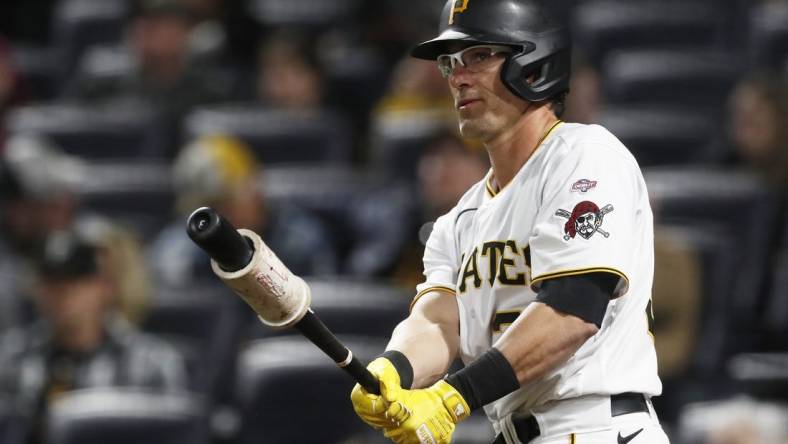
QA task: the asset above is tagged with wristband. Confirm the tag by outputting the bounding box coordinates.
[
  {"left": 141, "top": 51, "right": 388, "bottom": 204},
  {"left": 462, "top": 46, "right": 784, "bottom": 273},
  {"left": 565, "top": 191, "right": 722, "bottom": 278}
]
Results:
[
  {"left": 445, "top": 347, "right": 519, "bottom": 411},
  {"left": 379, "top": 350, "right": 414, "bottom": 389}
]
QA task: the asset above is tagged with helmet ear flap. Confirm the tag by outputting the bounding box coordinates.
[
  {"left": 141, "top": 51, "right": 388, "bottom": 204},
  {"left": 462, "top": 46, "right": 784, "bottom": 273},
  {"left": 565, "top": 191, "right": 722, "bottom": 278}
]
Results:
[{"left": 500, "top": 48, "right": 571, "bottom": 103}]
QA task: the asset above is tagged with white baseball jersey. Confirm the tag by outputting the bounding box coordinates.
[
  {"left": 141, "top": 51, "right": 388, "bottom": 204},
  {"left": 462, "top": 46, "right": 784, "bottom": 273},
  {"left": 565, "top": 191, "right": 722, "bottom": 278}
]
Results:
[{"left": 414, "top": 122, "right": 661, "bottom": 423}]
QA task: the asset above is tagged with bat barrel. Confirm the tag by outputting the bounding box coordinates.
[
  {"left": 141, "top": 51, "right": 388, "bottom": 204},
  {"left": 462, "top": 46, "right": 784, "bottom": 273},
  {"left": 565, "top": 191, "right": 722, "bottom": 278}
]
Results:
[{"left": 186, "top": 207, "right": 254, "bottom": 272}]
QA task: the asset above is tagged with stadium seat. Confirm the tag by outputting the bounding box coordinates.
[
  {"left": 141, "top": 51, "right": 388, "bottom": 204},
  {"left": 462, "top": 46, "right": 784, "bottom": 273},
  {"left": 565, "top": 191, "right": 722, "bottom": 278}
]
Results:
[
  {"left": 183, "top": 105, "right": 354, "bottom": 164},
  {"left": 646, "top": 168, "right": 781, "bottom": 370},
  {"left": 370, "top": 109, "right": 455, "bottom": 179},
  {"left": 758, "top": 249, "right": 788, "bottom": 346},
  {"left": 247, "top": 0, "right": 361, "bottom": 27},
  {"left": 70, "top": 44, "right": 134, "bottom": 89},
  {"left": 0, "top": 395, "right": 25, "bottom": 444},
  {"left": 596, "top": 106, "right": 716, "bottom": 167},
  {"left": 45, "top": 388, "right": 210, "bottom": 444},
  {"left": 51, "top": 0, "right": 128, "bottom": 74},
  {"left": 261, "top": 164, "right": 388, "bottom": 258},
  {"left": 727, "top": 352, "right": 788, "bottom": 400},
  {"left": 244, "top": 278, "right": 410, "bottom": 341},
  {"left": 141, "top": 284, "right": 244, "bottom": 395},
  {"left": 572, "top": 0, "right": 726, "bottom": 64},
  {"left": 75, "top": 161, "right": 173, "bottom": 241},
  {"left": 749, "top": 1, "right": 788, "bottom": 70},
  {"left": 323, "top": 46, "right": 389, "bottom": 128},
  {"left": 10, "top": 45, "right": 61, "bottom": 100},
  {"left": 6, "top": 103, "right": 163, "bottom": 159},
  {"left": 601, "top": 50, "right": 740, "bottom": 111},
  {"left": 234, "top": 336, "right": 387, "bottom": 444}
]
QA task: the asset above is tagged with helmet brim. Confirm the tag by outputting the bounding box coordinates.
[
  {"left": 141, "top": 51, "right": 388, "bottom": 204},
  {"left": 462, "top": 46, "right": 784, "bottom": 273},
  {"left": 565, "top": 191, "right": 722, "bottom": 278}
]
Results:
[{"left": 410, "top": 29, "right": 498, "bottom": 60}]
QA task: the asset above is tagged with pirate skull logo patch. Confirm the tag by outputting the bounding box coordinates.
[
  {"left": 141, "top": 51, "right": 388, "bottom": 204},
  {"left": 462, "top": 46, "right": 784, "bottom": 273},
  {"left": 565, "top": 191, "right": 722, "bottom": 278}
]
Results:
[{"left": 555, "top": 201, "right": 613, "bottom": 240}]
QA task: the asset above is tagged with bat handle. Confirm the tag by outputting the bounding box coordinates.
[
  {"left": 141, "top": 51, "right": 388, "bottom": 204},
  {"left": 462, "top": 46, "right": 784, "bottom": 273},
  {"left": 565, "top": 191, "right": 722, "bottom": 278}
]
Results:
[
  {"left": 186, "top": 207, "right": 254, "bottom": 272},
  {"left": 295, "top": 311, "right": 381, "bottom": 395}
]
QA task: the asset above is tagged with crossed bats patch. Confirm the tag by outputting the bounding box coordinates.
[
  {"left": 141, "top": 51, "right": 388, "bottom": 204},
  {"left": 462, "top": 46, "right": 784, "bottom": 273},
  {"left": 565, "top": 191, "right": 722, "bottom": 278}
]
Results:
[{"left": 555, "top": 201, "right": 613, "bottom": 240}]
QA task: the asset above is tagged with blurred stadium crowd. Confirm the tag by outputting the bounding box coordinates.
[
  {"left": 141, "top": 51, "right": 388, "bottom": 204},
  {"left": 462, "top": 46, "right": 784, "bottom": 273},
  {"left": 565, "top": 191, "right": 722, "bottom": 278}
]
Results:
[{"left": 0, "top": 0, "right": 787, "bottom": 443}]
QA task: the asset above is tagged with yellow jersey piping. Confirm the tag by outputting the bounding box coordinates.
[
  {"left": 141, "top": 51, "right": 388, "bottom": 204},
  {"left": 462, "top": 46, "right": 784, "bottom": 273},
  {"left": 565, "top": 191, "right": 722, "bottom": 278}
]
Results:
[
  {"left": 409, "top": 285, "right": 456, "bottom": 312},
  {"left": 530, "top": 267, "right": 629, "bottom": 292}
]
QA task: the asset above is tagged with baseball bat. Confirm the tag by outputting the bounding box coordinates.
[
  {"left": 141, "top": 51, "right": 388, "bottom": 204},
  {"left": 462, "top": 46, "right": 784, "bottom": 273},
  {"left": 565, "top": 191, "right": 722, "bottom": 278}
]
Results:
[{"left": 186, "top": 207, "right": 381, "bottom": 395}]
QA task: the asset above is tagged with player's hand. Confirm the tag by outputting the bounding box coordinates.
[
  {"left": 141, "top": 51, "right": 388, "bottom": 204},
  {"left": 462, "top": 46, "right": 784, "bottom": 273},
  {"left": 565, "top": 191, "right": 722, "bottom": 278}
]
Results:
[
  {"left": 381, "top": 380, "right": 470, "bottom": 444},
  {"left": 350, "top": 357, "right": 403, "bottom": 429}
]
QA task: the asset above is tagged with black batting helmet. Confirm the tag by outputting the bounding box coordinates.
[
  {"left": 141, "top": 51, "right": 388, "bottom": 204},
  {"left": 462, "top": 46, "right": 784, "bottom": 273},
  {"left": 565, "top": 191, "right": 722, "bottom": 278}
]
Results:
[{"left": 411, "top": 0, "right": 571, "bottom": 103}]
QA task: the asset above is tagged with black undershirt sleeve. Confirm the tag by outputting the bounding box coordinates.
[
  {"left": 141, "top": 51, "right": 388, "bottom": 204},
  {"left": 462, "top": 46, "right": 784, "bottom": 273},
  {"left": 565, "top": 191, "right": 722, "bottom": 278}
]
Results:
[{"left": 535, "top": 272, "right": 618, "bottom": 328}]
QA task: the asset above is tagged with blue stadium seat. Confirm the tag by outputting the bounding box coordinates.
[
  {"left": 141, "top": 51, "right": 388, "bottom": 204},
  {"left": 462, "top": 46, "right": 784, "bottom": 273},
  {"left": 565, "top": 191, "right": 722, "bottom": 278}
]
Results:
[
  {"left": 51, "top": 0, "right": 128, "bottom": 75},
  {"left": 76, "top": 161, "right": 173, "bottom": 240},
  {"left": 0, "top": 395, "right": 25, "bottom": 444},
  {"left": 244, "top": 278, "right": 410, "bottom": 341},
  {"left": 10, "top": 45, "right": 61, "bottom": 100},
  {"left": 247, "top": 0, "right": 361, "bottom": 27},
  {"left": 45, "top": 389, "right": 210, "bottom": 444},
  {"left": 183, "top": 105, "right": 354, "bottom": 164},
  {"left": 141, "top": 285, "right": 244, "bottom": 396},
  {"left": 235, "top": 336, "right": 386, "bottom": 444},
  {"left": 261, "top": 164, "right": 388, "bottom": 260},
  {"left": 601, "top": 50, "right": 740, "bottom": 111},
  {"left": 7, "top": 103, "right": 163, "bottom": 159},
  {"left": 597, "top": 106, "right": 716, "bottom": 167},
  {"left": 572, "top": 0, "right": 726, "bottom": 65}
]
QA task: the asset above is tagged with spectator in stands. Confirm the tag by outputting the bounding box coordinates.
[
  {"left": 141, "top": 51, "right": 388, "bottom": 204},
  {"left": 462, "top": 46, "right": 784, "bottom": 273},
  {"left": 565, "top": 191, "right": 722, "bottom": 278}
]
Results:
[
  {"left": 255, "top": 31, "right": 325, "bottom": 109},
  {"left": 0, "top": 37, "right": 27, "bottom": 150},
  {"left": 394, "top": 131, "right": 488, "bottom": 286},
  {"left": 649, "top": 225, "right": 704, "bottom": 426},
  {"left": 726, "top": 72, "right": 788, "bottom": 188},
  {"left": 373, "top": 55, "right": 454, "bottom": 123},
  {"left": 65, "top": 0, "right": 231, "bottom": 157},
  {"left": 0, "top": 230, "right": 187, "bottom": 444},
  {"left": 368, "top": 55, "right": 456, "bottom": 169},
  {"left": 78, "top": 218, "right": 153, "bottom": 326},
  {"left": 0, "top": 136, "right": 84, "bottom": 331},
  {"left": 347, "top": 131, "right": 488, "bottom": 287},
  {"left": 149, "top": 134, "right": 338, "bottom": 287},
  {"left": 562, "top": 54, "right": 603, "bottom": 124},
  {"left": 416, "top": 131, "right": 489, "bottom": 222}
]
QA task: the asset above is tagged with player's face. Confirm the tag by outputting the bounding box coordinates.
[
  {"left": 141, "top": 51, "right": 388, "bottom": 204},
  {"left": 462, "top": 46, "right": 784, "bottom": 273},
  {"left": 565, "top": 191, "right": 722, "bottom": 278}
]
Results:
[{"left": 442, "top": 45, "right": 529, "bottom": 142}]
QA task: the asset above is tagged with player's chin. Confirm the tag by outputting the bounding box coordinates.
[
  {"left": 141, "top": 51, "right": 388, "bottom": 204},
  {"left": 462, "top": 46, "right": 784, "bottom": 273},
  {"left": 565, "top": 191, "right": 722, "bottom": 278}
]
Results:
[{"left": 458, "top": 120, "right": 491, "bottom": 142}]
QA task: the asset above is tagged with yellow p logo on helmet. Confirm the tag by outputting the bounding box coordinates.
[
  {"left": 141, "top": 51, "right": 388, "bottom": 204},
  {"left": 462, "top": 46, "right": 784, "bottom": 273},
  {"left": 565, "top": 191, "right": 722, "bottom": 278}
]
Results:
[{"left": 448, "top": 0, "right": 470, "bottom": 25}]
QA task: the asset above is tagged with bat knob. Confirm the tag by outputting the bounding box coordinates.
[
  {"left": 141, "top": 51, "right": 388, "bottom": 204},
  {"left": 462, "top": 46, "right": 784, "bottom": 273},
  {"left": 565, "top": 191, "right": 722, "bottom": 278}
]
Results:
[{"left": 186, "top": 207, "right": 254, "bottom": 272}]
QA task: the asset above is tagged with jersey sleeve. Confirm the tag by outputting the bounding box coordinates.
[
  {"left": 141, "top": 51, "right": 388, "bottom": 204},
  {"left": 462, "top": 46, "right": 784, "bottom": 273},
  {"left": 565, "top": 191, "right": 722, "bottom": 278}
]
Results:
[
  {"left": 529, "top": 141, "right": 646, "bottom": 297},
  {"left": 413, "top": 212, "right": 460, "bottom": 310}
]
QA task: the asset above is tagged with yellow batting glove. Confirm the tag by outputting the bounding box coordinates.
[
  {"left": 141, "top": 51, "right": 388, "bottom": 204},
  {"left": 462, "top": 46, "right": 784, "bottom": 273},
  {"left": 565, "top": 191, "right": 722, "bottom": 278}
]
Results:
[
  {"left": 350, "top": 357, "right": 403, "bottom": 429},
  {"left": 382, "top": 380, "right": 471, "bottom": 444}
]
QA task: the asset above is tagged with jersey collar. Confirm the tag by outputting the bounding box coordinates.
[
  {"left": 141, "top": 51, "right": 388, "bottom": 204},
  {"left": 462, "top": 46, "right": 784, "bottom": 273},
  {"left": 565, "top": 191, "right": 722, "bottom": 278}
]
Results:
[{"left": 485, "top": 120, "right": 564, "bottom": 198}]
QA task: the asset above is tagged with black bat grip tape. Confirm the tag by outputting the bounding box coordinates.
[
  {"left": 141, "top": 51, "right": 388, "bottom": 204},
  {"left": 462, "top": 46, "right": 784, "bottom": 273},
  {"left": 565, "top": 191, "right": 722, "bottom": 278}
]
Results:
[
  {"left": 296, "top": 311, "right": 381, "bottom": 395},
  {"left": 186, "top": 207, "right": 254, "bottom": 272}
]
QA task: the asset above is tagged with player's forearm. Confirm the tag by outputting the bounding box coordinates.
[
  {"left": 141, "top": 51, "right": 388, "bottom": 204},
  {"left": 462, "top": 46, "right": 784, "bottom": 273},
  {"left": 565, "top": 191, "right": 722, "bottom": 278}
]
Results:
[
  {"left": 494, "top": 302, "right": 598, "bottom": 385},
  {"left": 386, "top": 291, "right": 460, "bottom": 388}
]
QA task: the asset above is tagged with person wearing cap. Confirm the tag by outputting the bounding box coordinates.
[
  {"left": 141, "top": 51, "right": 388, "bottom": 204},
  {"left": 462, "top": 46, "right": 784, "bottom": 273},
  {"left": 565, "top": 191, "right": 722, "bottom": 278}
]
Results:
[
  {"left": 64, "top": 0, "right": 231, "bottom": 158},
  {"left": 0, "top": 135, "right": 85, "bottom": 333},
  {"left": 148, "top": 134, "right": 338, "bottom": 287},
  {"left": 0, "top": 231, "right": 188, "bottom": 444}
]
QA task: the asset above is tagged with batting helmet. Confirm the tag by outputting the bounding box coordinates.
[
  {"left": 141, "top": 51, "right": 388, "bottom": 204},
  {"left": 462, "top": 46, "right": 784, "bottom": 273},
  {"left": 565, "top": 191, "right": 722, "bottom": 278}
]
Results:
[{"left": 411, "top": 0, "right": 571, "bottom": 103}]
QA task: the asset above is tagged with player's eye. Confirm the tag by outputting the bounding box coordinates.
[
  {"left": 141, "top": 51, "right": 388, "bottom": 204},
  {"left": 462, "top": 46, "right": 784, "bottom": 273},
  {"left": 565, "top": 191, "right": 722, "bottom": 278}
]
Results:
[
  {"left": 577, "top": 216, "right": 586, "bottom": 223},
  {"left": 462, "top": 48, "right": 494, "bottom": 66}
]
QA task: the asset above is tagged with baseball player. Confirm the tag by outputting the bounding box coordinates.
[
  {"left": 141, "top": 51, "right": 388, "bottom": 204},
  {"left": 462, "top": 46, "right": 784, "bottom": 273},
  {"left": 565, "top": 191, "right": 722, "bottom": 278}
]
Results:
[{"left": 350, "top": 1, "right": 670, "bottom": 443}]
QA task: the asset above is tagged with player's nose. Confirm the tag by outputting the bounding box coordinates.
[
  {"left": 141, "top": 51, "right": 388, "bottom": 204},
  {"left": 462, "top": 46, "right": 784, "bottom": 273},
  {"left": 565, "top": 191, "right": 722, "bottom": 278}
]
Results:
[{"left": 448, "top": 65, "right": 474, "bottom": 90}]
